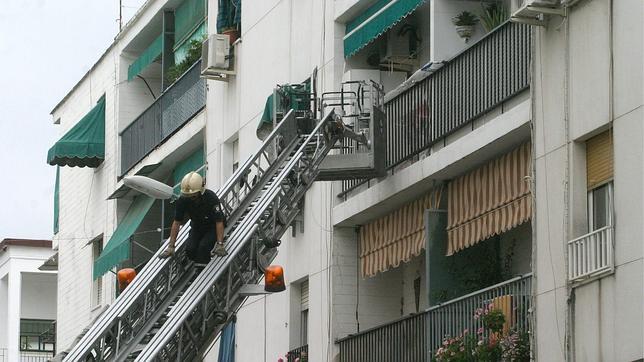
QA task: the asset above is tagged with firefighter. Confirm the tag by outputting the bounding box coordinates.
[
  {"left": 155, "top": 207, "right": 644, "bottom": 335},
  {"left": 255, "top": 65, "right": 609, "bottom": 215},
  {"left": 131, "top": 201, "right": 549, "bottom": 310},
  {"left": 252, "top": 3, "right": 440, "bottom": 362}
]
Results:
[{"left": 159, "top": 171, "right": 227, "bottom": 264}]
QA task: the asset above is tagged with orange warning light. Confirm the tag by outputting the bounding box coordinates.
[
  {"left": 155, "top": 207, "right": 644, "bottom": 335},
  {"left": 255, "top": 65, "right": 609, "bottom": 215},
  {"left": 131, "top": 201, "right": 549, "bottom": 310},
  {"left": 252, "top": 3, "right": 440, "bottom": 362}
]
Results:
[
  {"left": 117, "top": 268, "right": 136, "bottom": 291},
  {"left": 264, "top": 265, "right": 286, "bottom": 292}
]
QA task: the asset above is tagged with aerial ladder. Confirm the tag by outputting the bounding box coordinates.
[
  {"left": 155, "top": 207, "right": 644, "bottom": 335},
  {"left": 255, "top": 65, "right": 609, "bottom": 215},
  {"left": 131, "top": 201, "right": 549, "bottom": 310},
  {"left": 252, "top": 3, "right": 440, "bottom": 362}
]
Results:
[{"left": 62, "top": 78, "right": 385, "bottom": 361}]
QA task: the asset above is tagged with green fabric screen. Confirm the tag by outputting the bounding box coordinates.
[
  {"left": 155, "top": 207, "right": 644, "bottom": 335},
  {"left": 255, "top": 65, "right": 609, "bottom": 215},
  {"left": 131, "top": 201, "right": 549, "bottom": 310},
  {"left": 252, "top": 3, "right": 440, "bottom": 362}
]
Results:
[
  {"left": 343, "top": 0, "right": 425, "bottom": 58},
  {"left": 127, "top": 34, "right": 163, "bottom": 81},
  {"left": 257, "top": 80, "right": 311, "bottom": 132},
  {"left": 47, "top": 96, "right": 105, "bottom": 168},
  {"left": 53, "top": 167, "right": 60, "bottom": 234},
  {"left": 174, "top": 22, "right": 207, "bottom": 64},
  {"left": 174, "top": 0, "right": 206, "bottom": 51},
  {"left": 173, "top": 146, "right": 205, "bottom": 195},
  {"left": 93, "top": 195, "right": 155, "bottom": 279},
  {"left": 216, "top": 0, "right": 241, "bottom": 33}
]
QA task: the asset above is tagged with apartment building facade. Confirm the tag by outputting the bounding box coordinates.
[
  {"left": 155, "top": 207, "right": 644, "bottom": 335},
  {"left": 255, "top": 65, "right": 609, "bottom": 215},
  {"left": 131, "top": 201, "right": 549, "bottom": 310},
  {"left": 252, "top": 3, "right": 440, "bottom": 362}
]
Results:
[
  {"left": 0, "top": 239, "right": 57, "bottom": 362},
  {"left": 47, "top": 0, "right": 642, "bottom": 361}
]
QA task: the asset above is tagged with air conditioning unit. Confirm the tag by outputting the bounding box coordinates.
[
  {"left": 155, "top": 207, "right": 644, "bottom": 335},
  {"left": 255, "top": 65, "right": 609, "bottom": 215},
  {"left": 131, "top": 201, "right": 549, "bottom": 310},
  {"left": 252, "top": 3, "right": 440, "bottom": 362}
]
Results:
[
  {"left": 511, "top": 0, "right": 565, "bottom": 26},
  {"left": 201, "top": 34, "right": 235, "bottom": 81}
]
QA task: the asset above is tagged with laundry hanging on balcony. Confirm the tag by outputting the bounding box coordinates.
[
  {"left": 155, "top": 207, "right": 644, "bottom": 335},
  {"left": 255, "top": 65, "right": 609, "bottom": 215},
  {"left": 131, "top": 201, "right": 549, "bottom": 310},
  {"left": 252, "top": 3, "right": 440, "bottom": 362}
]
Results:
[
  {"left": 128, "top": 34, "right": 163, "bottom": 81},
  {"left": 446, "top": 142, "right": 532, "bottom": 255},
  {"left": 93, "top": 195, "right": 155, "bottom": 279},
  {"left": 343, "top": 0, "right": 426, "bottom": 58},
  {"left": 359, "top": 186, "right": 443, "bottom": 277},
  {"left": 47, "top": 96, "right": 105, "bottom": 168}
]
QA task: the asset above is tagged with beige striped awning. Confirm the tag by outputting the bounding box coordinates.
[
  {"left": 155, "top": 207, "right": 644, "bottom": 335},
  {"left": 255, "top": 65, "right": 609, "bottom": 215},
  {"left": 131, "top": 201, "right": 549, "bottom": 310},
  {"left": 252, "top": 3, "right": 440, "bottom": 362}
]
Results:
[
  {"left": 446, "top": 143, "right": 532, "bottom": 255},
  {"left": 359, "top": 187, "right": 443, "bottom": 277}
]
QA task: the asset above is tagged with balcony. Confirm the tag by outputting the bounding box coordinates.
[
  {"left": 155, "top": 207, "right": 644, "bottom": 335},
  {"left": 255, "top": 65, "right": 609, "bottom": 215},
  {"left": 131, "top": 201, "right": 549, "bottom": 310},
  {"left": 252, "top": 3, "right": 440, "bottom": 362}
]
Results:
[
  {"left": 337, "top": 274, "right": 532, "bottom": 362},
  {"left": 567, "top": 226, "right": 614, "bottom": 282},
  {"left": 120, "top": 60, "right": 206, "bottom": 175},
  {"left": 286, "top": 345, "right": 308, "bottom": 362},
  {"left": 339, "top": 21, "right": 532, "bottom": 199}
]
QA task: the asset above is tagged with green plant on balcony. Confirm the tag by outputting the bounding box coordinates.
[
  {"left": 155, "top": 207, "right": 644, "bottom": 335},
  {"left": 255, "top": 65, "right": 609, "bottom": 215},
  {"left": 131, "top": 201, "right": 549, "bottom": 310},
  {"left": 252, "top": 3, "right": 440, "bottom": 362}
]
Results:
[
  {"left": 479, "top": 1, "right": 509, "bottom": 32},
  {"left": 434, "top": 304, "right": 530, "bottom": 362},
  {"left": 451, "top": 11, "right": 479, "bottom": 42},
  {"left": 166, "top": 38, "right": 203, "bottom": 85}
]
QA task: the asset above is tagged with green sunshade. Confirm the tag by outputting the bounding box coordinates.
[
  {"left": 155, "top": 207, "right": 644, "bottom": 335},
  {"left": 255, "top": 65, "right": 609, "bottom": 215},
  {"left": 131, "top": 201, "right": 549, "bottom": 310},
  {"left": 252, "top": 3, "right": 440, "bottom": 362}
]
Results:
[
  {"left": 174, "top": 22, "right": 207, "bottom": 64},
  {"left": 175, "top": 0, "right": 207, "bottom": 50},
  {"left": 47, "top": 96, "right": 105, "bottom": 168},
  {"left": 128, "top": 34, "right": 163, "bottom": 81},
  {"left": 93, "top": 195, "right": 155, "bottom": 279},
  {"left": 344, "top": 0, "right": 425, "bottom": 58},
  {"left": 173, "top": 146, "right": 205, "bottom": 195},
  {"left": 257, "top": 81, "right": 311, "bottom": 132},
  {"left": 53, "top": 167, "right": 60, "bottom": 234}
]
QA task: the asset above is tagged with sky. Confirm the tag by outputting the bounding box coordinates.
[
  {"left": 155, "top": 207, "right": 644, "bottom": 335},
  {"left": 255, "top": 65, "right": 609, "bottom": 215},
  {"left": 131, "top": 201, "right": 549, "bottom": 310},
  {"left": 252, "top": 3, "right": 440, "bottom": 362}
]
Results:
[{"left": 0, "top": 0, "right": 144, "bottom": 240}]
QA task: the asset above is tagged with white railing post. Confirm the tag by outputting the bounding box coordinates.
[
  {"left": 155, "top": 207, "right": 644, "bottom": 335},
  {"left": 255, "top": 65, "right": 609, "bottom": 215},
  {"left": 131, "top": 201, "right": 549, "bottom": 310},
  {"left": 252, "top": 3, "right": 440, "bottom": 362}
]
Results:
[{"left": 567, "top": 226, "right": 614, "bottom": 282}]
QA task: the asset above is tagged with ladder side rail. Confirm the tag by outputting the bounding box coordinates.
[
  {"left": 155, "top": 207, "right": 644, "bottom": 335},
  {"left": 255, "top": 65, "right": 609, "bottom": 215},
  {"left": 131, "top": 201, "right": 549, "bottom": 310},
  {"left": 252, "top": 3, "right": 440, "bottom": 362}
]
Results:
[
  {"left": 66, "top": 112, "right": 301, "bottom": 361},
  {"left": 217, "top": 110, "right": 298, "bottom": 215},
  {"left": 134, "top": 157, "right": 298, "bottom": 360},
  {"left": 135, "top": 112, "right": 340, "bottom": 360},
  {"left": 63, "top": 223, "right": 192, "bottom": 361}
]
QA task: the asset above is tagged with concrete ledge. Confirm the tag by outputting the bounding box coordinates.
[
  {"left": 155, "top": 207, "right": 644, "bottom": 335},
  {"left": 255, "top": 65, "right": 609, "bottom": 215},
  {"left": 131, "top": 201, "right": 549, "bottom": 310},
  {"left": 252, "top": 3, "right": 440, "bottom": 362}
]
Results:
[{"left": 333, "top": 100, "right": 531, "bottom": 227}]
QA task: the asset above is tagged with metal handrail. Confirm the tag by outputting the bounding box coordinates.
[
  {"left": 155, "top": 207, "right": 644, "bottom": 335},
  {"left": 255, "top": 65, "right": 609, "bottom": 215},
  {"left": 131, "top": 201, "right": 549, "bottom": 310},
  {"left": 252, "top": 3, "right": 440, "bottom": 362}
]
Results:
[
  {"left": 340, "top": 21, "right": 532, "bottom": 198},
  {"left": 567, "top": 225, "right": 612, "bottom": 245}
]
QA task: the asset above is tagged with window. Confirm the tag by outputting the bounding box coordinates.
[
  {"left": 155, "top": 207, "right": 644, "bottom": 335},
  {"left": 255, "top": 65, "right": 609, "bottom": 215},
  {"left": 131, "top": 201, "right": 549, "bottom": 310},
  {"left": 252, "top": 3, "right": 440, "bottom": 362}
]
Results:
[
  {"left": 586, "top": 130, "right": 614, "bottom": 231},
  {"left": 92, "top": 237, "right": 104, "bottom": 307},
  {"left": 588, "top": 182, "right": 613, "bottom": 231},
  {"left": 232, "top": 139, "right": 239, "bottom": 172},
  {"left": 19, "top": 319, "right": 55, "bottom": 353},
  {"left": 300, "top": 279, "right": 309, "bottom": 346}
]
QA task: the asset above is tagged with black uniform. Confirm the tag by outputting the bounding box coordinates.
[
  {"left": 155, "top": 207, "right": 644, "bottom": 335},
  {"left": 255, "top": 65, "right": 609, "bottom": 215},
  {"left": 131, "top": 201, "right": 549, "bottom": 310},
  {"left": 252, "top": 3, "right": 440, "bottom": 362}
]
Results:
[{"left": 174, "top": 189, "right": 226, "bottom": 263}]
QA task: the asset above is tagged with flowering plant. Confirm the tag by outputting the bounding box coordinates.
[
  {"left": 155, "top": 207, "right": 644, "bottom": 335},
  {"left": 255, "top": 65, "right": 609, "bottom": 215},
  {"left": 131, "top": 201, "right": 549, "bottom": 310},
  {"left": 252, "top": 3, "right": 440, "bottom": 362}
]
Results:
[{"left": 433, "top": 303, "right": 529, "bottom": 362}]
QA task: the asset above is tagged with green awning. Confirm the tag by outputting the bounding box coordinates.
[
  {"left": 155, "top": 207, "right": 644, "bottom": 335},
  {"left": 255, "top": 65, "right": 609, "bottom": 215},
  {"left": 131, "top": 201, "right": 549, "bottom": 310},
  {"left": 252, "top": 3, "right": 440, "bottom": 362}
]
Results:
[
  {"left": 173, "top": 146, "right": 205, "bottom": 195},
  {"left": 174, "top": 22, "right": 207, "bottom": 64},
  {"left": 175, "top": 0, "right": 207, "bottom": 50},
  {"left": 128, "top": 34, "right": 163, "bottom": 81},
  {"left": 47, "top": 96, "right": 105, "bottom": 168},
  {"left": 53, "top": 167, "right": 60, "bottom": 234},
  {"left": 93, "top": 195, "right": 155, "bottom": 279},
  {"left": 257, "top": 81, "right": 311, "bottom": 132},
  {"left": 344, "top": 0, "right": 425, "bottom": 58}
]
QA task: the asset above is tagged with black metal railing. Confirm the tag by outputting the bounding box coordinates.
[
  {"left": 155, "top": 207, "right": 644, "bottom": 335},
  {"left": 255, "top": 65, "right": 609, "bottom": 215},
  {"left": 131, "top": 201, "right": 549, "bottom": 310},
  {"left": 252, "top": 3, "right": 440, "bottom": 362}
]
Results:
[
  {"left": 336, "top": 275, "right": 532, "bottom": 362},
  {"left": 120, "top": 60, "right": 206, "bottom": 175},
  {"left": 286, "top": 344, "right": 308, "bottom": 362},
  {"left": 341, "top": 21, "right": 531, "bottom": 197},
  {"left": 337, "top": 312, "right": 426, "bottom": 362}
]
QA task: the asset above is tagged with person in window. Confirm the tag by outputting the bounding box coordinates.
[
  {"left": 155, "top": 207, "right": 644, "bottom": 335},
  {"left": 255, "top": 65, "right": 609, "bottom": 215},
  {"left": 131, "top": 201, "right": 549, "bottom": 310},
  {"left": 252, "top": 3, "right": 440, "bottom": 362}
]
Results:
[{"left": 159, "top": 171, "right": 227, "bottom": 264}]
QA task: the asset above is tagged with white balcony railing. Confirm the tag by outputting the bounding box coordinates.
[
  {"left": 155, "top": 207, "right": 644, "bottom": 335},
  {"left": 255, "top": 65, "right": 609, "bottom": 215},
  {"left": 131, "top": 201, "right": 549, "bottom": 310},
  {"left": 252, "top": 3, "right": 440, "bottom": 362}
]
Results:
[{"left": 567, "top": 225, "right": 614, "bottom": 282}]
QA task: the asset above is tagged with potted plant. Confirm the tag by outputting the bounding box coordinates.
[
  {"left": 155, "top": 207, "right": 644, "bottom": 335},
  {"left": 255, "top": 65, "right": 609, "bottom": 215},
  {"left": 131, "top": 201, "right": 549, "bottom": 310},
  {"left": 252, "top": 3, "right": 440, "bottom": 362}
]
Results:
[
  {"left": 480, "top": 1, "right": 509, "bottom": 32},
  {"left": 451, "top": 11, "right": 479, "bottom": 42}
]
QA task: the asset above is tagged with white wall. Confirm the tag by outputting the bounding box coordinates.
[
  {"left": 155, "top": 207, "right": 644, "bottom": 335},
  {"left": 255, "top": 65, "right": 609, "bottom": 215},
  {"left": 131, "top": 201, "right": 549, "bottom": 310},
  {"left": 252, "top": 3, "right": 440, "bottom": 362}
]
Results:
[
  {"left": 51, "top": 42, "right": 119, "bottom": 351},
  {"left": 533, "top": 0, "right": 644, "bottom": 360},
  {"left": 21, "top": 273, "right": 57, "bottom": 320},
  {"left": 430, "top": 0, "right": 487, "bottom": 62}
]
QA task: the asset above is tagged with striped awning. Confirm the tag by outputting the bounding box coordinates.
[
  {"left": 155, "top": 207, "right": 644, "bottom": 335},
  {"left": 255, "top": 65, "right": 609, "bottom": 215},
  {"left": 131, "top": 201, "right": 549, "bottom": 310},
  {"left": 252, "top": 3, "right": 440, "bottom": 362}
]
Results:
[
  {"left": 344, "top": 0, "right": 426, "bottom": 58},
  {"left": 359, "top": 186, "right": 443, "bottom": 277},
  {"left": 447, "top": 143, "right": 532, "bottom": 255}
]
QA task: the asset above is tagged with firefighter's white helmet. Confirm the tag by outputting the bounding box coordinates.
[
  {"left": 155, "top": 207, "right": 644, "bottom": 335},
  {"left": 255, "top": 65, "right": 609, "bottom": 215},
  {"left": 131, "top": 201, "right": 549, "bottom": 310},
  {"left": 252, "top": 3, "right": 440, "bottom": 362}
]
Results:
[{"left": 180, "top": 171, "right": 204, "bottom": 197}]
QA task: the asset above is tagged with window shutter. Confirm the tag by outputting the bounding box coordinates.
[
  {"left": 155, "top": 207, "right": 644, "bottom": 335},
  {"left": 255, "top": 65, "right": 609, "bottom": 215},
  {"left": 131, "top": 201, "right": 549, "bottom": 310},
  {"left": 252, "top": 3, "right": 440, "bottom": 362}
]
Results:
[
  {"left": 586, "top": 130, "right": 613, "bottom": 189},
  {"left": 301, "top": 280, "right": 309, "bottom": 310}
]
